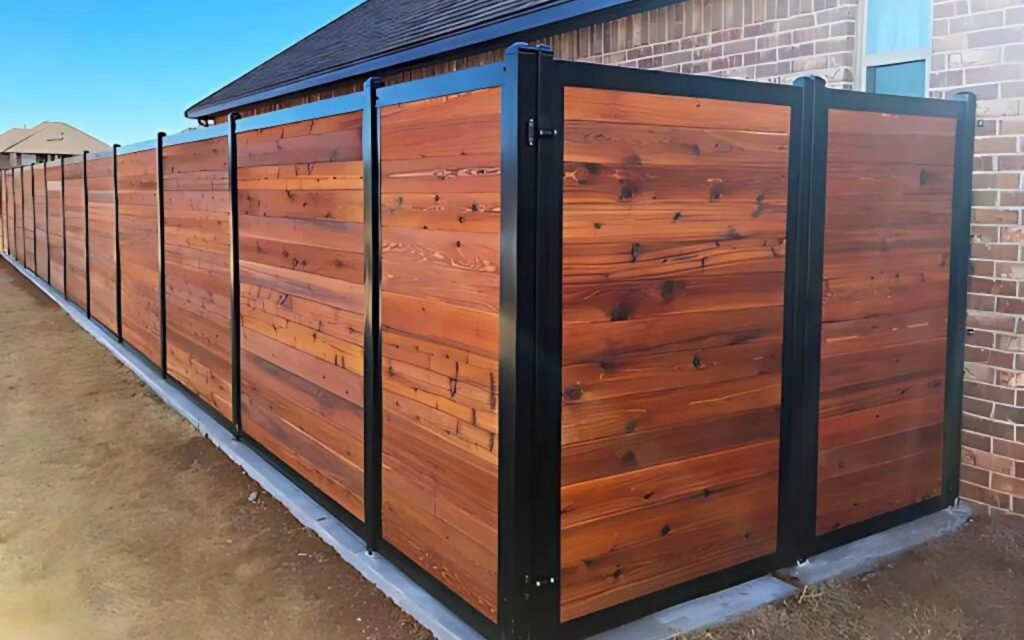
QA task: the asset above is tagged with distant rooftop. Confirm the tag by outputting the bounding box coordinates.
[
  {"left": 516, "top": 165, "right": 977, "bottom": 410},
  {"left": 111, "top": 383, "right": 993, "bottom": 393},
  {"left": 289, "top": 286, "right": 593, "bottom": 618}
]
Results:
[{"left": 0, "top": 122, "right": 109, "bottom": 157}]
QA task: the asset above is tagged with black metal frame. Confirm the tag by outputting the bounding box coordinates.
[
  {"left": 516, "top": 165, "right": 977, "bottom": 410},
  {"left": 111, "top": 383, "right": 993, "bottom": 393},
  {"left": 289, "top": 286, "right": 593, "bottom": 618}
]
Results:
[
  {"left": 30, "top": 162, "right": 37, "bottom": 274},
  {"left": 20, "top": 165, "right": 25, "bottom": 264},
  {"left": 112, "top": 144, "right": 123, "bottom": 341},
  {"left": 0, "top": 52, "right": 978, "bottom": 640},
  {"left": 227, "top": 113, "right": 242, "bottom": 439},
  {"left": 362, "top": 77, "right": 384, "bottom": 555},
  {"left": 83, "top": 150, "right": 92, "bottom": 318},
  {"left": 61, "top": 157, "right": 67, "bottom": 299},
  {"left": 43, "top": 160, "right": 50, "bottom": 284},
  {"left": 156, "top": 132, "right": 168, "bottom": 377}
]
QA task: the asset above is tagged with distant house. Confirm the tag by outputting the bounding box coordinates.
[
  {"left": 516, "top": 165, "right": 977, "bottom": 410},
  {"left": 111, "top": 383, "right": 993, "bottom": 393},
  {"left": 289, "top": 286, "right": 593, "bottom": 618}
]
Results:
[{"left": 0, "top": 122, "right": 109, "bottom": 169}]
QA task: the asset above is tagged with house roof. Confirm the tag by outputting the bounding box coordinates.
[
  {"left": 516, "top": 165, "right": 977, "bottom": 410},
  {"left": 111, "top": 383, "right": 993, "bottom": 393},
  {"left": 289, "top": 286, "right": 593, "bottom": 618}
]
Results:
[
  {"left": 186, "top": 0, "right": 663, "bottom": 119},
  {"left": 0, "top": 122, "right": 109, "bottom": 156}
]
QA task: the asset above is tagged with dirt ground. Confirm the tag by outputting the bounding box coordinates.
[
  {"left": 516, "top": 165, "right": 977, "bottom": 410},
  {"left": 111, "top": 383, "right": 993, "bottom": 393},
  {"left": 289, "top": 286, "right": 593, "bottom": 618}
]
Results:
[
  {"left": 3, "top": 257, "right": 1024, "bottom": 640},
  {"left": 681, "top": 515, "right": 1024, "bottom": 640},
  {"left": 0, "top": 259, "right": 430, "bottom": 639}
]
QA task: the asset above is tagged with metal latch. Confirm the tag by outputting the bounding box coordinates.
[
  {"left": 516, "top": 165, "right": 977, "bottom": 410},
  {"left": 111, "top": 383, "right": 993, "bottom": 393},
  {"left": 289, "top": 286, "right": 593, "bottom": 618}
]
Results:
[{"left": 527, "top": 118, "right": 559, "bottom": 146}]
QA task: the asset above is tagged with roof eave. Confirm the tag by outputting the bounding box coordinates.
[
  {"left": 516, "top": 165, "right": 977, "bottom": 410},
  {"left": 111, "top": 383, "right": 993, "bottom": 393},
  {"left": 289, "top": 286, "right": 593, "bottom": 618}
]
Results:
[{"left": 186, "top": 0, "right": 673, "bottom": 119}]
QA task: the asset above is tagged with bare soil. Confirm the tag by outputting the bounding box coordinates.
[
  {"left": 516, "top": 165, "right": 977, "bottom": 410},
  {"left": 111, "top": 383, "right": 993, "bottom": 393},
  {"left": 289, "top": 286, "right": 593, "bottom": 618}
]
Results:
[
  {"left": 0, "top": 259, "right": 430, "bottom": 640},
  {"left": 681, "top": 517, "right": 1024, "bottom": 640},
  {"left": 3, "top": 258, "right": 1024, "bottom": 640}
]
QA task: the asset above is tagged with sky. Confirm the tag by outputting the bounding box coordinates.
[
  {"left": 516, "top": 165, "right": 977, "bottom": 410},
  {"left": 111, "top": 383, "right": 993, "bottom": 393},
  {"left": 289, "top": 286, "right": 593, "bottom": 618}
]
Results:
[{"left": 0, "top": 1, "right": 361, "bottom": 145}]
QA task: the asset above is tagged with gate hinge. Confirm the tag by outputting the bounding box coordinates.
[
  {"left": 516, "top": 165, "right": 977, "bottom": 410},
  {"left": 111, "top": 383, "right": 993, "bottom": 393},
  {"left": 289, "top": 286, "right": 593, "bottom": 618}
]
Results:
[{"left": 527, "top": 118, "right": 559, "bottom": 146}]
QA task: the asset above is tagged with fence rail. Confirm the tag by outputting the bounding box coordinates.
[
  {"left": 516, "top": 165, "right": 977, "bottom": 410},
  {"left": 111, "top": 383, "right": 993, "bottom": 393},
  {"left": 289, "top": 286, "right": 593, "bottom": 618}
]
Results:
[{"left": 0, "top": 44, "right": 976, "bottom": 640}]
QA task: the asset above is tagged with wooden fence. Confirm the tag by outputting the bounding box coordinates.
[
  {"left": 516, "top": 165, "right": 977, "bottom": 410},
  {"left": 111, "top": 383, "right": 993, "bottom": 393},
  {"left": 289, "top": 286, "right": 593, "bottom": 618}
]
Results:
[{"left": 0, "top": 45, "right": 976, "bottom": 640}]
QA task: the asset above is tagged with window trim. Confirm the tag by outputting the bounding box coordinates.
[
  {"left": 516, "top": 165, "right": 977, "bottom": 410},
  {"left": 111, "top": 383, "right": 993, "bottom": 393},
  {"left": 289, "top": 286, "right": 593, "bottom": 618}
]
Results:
[{"left": 856, "top": 0, "right": 933, "bottom": 96}]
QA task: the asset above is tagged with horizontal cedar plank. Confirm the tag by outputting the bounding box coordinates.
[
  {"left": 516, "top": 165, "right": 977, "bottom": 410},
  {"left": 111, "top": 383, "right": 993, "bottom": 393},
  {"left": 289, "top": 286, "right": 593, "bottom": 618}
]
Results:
[
  {"left": 564, "top": 162, "right": 787, "bottom": 208},
  {"left": 243, "top": 326, "right": 361, "bottom": 404},
  {"left": 242, "top": 349, "right": 363, "bottom": 466},
  {"left": 821, "top": 307, "right": 948, "bottom": 357},
  {"left": 563, "top": 406, "right": 779, "bottom": 486},
  {"left": 381, "top": 226, "right": 498, "bottom": 312},
  {"left": 560, "top": 473, "right": 777, "bottom": 621},
  {"left": 237, "top": 127, "right": 361, "bottom": 168},
  {"left": 240, "top": 215, "right": 360, "bottom": 253},
  {"left": 564, "top": 270, "right": 784, "bottom": 322},
  {"left": 241, "top": 259, "right": 362, "bottom": 315},
  {"left": 818, "top": 423, "right": 942, "bottom": 481},
  {"left": 564, "top": 121, "right": 789, "bottom": 169},
  {"left": 819, "top": 393, "right": 945, "bottom": 452},
  {"left": 240, "top": 188, "right": 362, "bottom": 222},
  {"left": 242, "top": 281, "right": 362, "bottom": 346},
  {"left": 242, "top": 305, "right": 362, "bottom": 376},
  {"left": 816, "top": 447, "right": 942, "bottom": 535},
  {"left": 243, "top": 390, "right": 364, "bottom": 519},
  {"left": 563, "top": 304, "right": 783, "bottom": 364},
  {"left": 563, "top": 338, "right": 781, "bottom": 403},
  {"left": 382, "top": 191, "right": 500, "bottom": 233},
  {"left": 819, "top": 337, "right": 947, "bottom": 395},
  {"left": 563, "top": 374, "right": 780, "bottom": 446},
  {"left": 565, "top": 86, "right": 791, "bottom": 133},
  {"left": 563, "top": 239, "right": 785, "bottom": 286},
  {"left": 240, "top": 234, "right": 362, "bottom": 284},
  {"left": 562, "top": 439, "right": 779, "bottom": 527},
  {"left": 828, "top": 109, "right": 956, "bottom": 136},
  {"left": 381, "top": 290, "right": 499, "bottom": 360}
]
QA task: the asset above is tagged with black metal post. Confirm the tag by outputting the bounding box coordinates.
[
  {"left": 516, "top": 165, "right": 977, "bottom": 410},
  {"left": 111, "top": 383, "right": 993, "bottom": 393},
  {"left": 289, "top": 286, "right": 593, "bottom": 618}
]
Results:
[
  {"left": 790, "top": 75, "right": 828, "bottom": 559},
  {"left": 43, "top": 160, "right": 50, "bottom": 284},
  {"left": 497, "top": 42, "right": 559, "bottom": 640},
  {"left": 20, "top": 166, "right": 27, "bottom": 266},
  {"left": 83, "top": 150, "right": 91, "bottom": 318},
  {"left": 61, "top": 158, "right": 67, "bottom": 299},
  {"left": 227, "top": 114, "right": 243, "bottom": 439},
  {"left": 30, "top": 163, "right": 37, "bottom": 274},
  {"left": 943, "top": 92, "right": 977, "bottom": 506},
  {"left": 113, "top": 144, "right": 123, "bottom": 341},
  {"left": 156, "top": 132, "right": 168, "bottom": 378},
  {"left": 362, "top": 77, "right": 384, "bottom": 553}
]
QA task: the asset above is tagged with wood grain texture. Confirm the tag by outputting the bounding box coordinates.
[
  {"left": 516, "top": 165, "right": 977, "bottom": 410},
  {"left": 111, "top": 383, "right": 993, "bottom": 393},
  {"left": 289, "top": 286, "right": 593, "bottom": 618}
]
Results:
[
  {"left": 815, "top": 109, "right": 956, "bottom": 535},
  {"left": 163, "top": 138, "right": 233, "bottom": 418},
  {"left": 87, "top": 155, "right": 117, "bottom": 332},
  {"left": 117, "top": 150, "right": 161, "bottom": 365},
  {"left": 46, "top": 163, "right": 65, "bottom": 294},
  {"left": 380, "top": 89, "right": 501, "bottom": 622},
  {"left": 63, "top": 159, "right": 88, "bottom": 308},
  {"left": 238, "top": 110, "right": 366, "bottom": 520},
  {"left": 560, "top": 87, "right": 789, "bottom": 622},
  {"left": 32, "top": 165, "right": 47, "bottom": 279}
]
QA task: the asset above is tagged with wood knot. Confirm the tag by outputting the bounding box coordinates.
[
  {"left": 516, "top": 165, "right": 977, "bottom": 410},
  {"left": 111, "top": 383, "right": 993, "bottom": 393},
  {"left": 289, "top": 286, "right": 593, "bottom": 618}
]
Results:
[
  {"left": 564, "top": 385, "right": 583, "bottom": 402},
  {"left": 609, "top": 302, "right": 631, "bottom": 322},
  {"left": 620, "top": 450, "right": 638, "bottom": 468},
  {"left": 661, "top": 525, "right": 671, "bottom": 537},
  {"left": 692, "top": 354, "right": 706, "bottom": 370},
  {"left": 707, "top": 178, "right": 725, "bottom": 201},
  {"left": 630, "top": 242, "right": 641, "bottom": 262},
  {"left": 619, "top": 180, "right": 636, "bottom": 201},
  {"left": 660, "top": 280, "right": 678, "bottom": 301}
]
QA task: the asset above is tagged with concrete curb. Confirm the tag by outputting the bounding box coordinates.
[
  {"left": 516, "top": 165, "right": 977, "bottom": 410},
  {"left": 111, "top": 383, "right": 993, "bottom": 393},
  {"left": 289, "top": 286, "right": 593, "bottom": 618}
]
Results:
[{"left": 1, "top": 253, "right": 974, "bottom": 640}]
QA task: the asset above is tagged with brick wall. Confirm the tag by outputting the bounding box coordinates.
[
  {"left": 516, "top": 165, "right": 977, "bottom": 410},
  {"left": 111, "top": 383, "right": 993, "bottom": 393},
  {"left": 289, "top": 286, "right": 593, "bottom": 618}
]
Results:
[
  {"left": 559, "top": 0, "right": 858, "bottom": 88},
  {"left": 214, "top": 0, "right": 860, "bottom": 120},
  {"left": 931, "top": 0, "right": 1024, "bottom": 517}
]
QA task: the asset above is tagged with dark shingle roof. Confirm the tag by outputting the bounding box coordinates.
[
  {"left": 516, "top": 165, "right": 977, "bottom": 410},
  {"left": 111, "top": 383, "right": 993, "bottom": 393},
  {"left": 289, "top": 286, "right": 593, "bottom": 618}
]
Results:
[{"left": 186, "top": 0, "right": 649, "bottom": 118}]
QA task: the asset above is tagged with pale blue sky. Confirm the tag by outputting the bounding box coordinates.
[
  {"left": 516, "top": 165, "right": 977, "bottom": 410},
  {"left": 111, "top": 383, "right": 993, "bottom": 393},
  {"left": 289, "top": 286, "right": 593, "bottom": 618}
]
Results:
[{"left": 0, "top": 2, "right": 360, "bottom": 145}]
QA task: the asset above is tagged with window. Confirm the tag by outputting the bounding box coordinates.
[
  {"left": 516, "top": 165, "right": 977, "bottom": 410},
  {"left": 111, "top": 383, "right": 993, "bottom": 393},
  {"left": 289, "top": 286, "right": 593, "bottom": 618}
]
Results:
[{"left": 862, "top": 0, "right": 931, "bottom": 97}]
